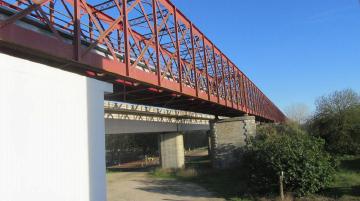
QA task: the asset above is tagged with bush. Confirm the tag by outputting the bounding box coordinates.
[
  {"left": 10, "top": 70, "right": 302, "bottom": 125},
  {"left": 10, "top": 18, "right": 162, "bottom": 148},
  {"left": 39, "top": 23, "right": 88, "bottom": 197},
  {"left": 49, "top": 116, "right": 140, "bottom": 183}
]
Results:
[
  {"left": 256, "top": 121, "right": 304, "bottom": 140},
  {"left": 245, "top": 124, "right": 335, "bottom": 196}
]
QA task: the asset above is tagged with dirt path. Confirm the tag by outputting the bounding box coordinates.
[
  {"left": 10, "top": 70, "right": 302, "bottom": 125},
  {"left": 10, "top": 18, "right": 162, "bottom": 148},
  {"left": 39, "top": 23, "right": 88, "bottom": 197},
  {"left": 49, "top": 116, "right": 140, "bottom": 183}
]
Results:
[{"left": 107, "top": 171, "right": 225, "bottom": 201}]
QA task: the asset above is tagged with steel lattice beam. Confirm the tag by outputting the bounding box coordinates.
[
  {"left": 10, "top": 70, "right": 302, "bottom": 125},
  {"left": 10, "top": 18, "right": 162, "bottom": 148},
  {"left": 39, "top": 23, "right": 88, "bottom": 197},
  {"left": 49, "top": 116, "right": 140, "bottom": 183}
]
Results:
[{"left": 0, "top": 0, "right": 286, "bottom": 122}]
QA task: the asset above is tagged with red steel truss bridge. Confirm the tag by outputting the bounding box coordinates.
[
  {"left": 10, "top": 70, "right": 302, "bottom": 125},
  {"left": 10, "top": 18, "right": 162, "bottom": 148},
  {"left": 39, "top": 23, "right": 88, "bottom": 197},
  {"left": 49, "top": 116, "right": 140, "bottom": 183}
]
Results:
[{"left": 0, "top": 0, "right": 286, "bottom": 122}]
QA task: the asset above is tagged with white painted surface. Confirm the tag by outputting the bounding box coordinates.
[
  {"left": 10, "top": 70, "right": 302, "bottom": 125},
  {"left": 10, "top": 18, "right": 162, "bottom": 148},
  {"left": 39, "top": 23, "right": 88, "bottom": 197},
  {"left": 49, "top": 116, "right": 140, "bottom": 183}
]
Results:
[
  {"left": 0, "top": 53, "right": 112, "bottom": 201},
  {"left": 105, "top": 119, "right": 210, "bottom": 134}
]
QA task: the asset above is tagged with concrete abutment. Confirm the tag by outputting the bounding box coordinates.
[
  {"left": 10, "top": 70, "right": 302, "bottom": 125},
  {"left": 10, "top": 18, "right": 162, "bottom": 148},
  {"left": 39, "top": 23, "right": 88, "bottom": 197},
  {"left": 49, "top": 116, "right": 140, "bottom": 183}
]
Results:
[{"left": 0, "top": 53, "right": 112, "bottom": 201}]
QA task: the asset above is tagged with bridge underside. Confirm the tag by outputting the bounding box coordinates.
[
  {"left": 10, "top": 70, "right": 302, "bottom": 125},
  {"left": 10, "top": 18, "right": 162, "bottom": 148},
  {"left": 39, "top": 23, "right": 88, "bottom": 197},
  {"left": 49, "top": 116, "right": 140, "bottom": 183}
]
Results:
[
  {"left": 105, "top": 118, "right": 209, "bottom": 134},
  {"left": 1, "top": 43, "right": 264, "bottom": 120}
]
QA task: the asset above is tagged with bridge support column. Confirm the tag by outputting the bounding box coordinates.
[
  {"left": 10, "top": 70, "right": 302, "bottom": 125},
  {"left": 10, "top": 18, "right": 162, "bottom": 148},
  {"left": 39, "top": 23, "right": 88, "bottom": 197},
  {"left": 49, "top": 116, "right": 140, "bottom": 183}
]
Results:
[
  {"left": 159, "top": 133, "right": 185, "bottom": 169},
  {"left": 210, "top": 115, "right": 256, "bottom": 169},
  {"left": 0, "top": 53, "right": 112, "bottom": 201}
]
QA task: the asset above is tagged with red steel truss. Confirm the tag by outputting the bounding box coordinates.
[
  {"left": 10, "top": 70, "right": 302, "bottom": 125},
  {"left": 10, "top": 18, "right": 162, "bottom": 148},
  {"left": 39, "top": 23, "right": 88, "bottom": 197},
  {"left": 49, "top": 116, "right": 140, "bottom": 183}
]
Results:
[{"left": 0, "top": 0, "right": 286, "bottom": 122}]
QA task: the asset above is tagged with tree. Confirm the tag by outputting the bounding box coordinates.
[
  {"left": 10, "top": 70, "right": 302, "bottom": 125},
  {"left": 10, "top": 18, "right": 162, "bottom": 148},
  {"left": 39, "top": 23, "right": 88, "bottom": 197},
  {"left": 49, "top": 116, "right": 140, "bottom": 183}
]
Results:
[
  {"left": 315, "top": 89, "right": 360, "bottom": 117},
  {"left": 307, "top": 89, "right": 360, "bottom": 154},
  {"left": 284, "top": 103, "right": 310, "bottom": 124},
  {"left": 245, "top": 123, "right": 335, "bottom": 196}
]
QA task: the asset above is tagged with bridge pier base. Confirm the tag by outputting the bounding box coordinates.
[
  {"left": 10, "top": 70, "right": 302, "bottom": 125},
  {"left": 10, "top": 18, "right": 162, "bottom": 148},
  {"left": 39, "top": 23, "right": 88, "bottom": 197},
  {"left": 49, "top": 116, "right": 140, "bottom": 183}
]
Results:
[
  {"left": 210, "top": 115, "right": 256, "bottom": 169},
  {"left": 159, "top": 132, "right": 185, "bottom": 169},
  {"left": 0, "top": 53, "right": 112, "bottom": 201}
]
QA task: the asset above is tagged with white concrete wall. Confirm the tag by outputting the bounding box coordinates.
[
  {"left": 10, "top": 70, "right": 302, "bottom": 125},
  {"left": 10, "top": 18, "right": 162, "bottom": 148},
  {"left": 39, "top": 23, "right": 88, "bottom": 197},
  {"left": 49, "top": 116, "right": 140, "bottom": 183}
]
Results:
[
  {"left": 105, "top": 118, "right": 210, "bottom": 134},
  {"left": 0, "top": 53, "right": 112, "bottom": 201}
]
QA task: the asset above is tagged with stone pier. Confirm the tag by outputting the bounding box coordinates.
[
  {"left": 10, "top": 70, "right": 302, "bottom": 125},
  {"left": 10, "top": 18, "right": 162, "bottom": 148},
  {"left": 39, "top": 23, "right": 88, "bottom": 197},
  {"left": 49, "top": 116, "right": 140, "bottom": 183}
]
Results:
[{"left": 210, "top": 115, "right": 256, "bottom": 169}]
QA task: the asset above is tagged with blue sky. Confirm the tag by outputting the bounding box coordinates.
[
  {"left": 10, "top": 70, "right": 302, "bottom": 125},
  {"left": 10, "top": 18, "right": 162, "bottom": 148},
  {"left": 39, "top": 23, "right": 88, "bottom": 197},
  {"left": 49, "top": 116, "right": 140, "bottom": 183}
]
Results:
[{"left": 171, "top": 0, "right": 360, "bottom": 112}]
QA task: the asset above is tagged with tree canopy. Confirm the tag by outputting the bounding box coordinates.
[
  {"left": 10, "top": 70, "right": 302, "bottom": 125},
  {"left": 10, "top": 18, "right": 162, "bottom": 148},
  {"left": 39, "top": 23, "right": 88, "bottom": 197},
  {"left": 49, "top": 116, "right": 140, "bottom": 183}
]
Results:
[{"left": 307, "top": 89, "right": 360, "bottom": 154}]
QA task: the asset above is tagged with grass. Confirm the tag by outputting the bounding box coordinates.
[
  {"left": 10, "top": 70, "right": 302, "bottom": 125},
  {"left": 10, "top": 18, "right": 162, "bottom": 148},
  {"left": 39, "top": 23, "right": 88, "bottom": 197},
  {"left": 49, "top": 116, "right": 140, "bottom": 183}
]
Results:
[
  {"left": 150, "top": 155, "right": 360, "bottom": 201},
  {"left": 315, "top": 155, "right": 360, "bottom": 201}
]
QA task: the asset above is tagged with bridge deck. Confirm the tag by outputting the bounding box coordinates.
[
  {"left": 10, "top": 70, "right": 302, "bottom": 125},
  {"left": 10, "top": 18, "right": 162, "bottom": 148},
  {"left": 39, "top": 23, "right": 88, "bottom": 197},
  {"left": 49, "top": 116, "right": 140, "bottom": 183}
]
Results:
[
  {"left": 104, "top": 101, "right": 212, "bottom": 125},
  {"left": 0, "top": 0, "right": 285, "bottom": 122}
]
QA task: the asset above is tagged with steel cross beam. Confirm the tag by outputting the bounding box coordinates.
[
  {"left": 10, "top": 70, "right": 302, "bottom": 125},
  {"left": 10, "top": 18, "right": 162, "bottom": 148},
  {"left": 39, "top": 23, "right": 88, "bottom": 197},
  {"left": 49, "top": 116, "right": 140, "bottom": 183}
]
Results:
[{"left": 0, "top": 0, "right": 286, "bottom": 122}]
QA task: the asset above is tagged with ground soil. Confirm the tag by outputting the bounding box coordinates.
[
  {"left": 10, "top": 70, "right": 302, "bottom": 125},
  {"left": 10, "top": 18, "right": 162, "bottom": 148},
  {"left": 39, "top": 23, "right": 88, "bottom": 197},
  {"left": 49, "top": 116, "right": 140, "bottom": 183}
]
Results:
[{"left": 107, "top": 171, "right": 225, "bottom": 201}]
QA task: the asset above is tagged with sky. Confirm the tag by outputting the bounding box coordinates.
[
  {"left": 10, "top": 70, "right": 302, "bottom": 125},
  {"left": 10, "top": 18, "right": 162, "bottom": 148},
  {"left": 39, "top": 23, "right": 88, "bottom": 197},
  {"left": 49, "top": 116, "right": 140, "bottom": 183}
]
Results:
[{"left": 171, "top": 0, "right": 360, "bottom": 113}]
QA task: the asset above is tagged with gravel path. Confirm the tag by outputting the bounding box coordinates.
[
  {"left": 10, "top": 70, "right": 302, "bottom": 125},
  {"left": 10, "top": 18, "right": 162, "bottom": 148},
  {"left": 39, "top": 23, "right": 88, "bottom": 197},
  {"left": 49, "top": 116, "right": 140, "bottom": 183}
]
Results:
[{"left": 107, "top": 171, "right": 225, "bottom": 201}]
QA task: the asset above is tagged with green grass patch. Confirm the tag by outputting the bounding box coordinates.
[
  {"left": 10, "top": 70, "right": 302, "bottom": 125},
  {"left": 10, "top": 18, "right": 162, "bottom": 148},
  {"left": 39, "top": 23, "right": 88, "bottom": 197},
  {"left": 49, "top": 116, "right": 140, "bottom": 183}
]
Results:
[
  {"left": 316, "top": 155, "right": 360, "bottom": 200},
  {"left": 150, "top": 168, "right": 177, "bottom": 179}
]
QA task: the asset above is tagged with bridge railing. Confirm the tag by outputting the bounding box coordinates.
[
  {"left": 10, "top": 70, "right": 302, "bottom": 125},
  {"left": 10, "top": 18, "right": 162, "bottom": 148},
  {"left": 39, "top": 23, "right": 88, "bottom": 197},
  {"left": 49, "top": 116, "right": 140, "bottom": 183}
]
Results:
[{"left": 0, "top": 0, "right": 286, "bottom": 122}]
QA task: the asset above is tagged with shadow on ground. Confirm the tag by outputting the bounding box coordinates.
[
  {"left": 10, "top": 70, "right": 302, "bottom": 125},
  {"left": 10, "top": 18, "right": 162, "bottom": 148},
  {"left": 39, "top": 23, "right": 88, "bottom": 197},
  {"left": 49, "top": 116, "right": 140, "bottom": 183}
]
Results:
[
  {"left": 134, "top": 179, "right": 219, "bottom": 199},
  {"left": 321, "top": 185, "right": 360, "bottom": 198},
  {"left": 107, "top": 165, "right": 158, "bottom": 173},
  {"left": 340, "top": 157, "right": 360, "bottom": 172}
]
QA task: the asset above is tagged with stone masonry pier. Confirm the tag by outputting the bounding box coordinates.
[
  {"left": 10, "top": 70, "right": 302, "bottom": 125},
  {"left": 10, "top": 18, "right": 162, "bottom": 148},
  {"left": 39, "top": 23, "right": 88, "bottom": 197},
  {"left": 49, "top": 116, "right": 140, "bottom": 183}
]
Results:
[{"left": 210, "top": 115, "right": 256, "bottom": 169}]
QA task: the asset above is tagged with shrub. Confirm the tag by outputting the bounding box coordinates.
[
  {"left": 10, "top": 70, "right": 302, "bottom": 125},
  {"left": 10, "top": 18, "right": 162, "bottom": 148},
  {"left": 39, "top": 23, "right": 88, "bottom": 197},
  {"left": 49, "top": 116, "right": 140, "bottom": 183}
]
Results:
[
  {"left": 245, "top": 124, "right": 335, "bottom": 196},
  {"left": 256, "top": 121, "right": 304, "bottom": 140}
]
